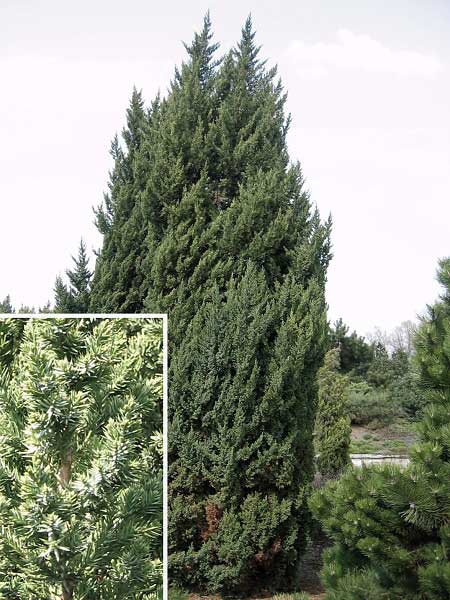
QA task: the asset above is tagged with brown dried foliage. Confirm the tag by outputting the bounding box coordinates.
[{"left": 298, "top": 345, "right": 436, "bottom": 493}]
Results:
[{"left": 200, "top": 503, "right": 223, "bottom": 541}]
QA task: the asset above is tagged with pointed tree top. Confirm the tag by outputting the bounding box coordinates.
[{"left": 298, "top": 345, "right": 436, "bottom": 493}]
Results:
[
  {"left": 123, "top": 87, "right": 146, "bottom": 152},
  {"left": 67, "top": 239, "right": 92, "bottom": 291},
  {"left": 237, "top": 14, "right": 259, "bottom": 54},
  {"left": 235, "top": 14, "right": 265, "bottom": 88},
  {"left": 130, "top": 86, "right": 144, "bottom": 110},
  {"left": 181, "top": 12, "right": 220, "bottom": 86},
  {"left": 242, "top": 14, "right": 254, "bottom": 40},
  {"left": 75, "top": 238, "right": 88, "bottom": 261},
  {"left": 183, "top": 12, "right": 216, "bottom": 56}
]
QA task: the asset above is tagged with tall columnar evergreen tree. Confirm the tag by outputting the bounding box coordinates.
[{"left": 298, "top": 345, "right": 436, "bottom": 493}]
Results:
[
  {"left": 0, "top": 317, "right": 163, "bottom": 599},
  {"left": 86, "top": 15, "right": 331, "bottom": 593},
  {"left": 314, "top": 349, "right": 351, "bottom": 479},
  {"left": 311, "top": 258, "right": 450, "bottom": 600},
  {"left": 54, "top": 240, "right": 92, "bottom": 313}
]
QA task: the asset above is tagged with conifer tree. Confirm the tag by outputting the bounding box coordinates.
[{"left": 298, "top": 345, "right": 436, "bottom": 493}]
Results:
[
  {"left": 0, "top": 317, "right": 163, "bottom": 599},
  {"left": 0, "top": 295, "right": 14, "bottom": 313},
  {"left": 86, "top": 15, "right": 331, "bottom": 593},
  {"left": 90, "top": 89, "right": 150, "bottom": 312},
  {"left": 314, "top": 349, "right": 350, "bottom": 479},
  {"left": 54, "top": 240, "right": 92, "bottom": 313},
  {"left": 311, "top": 258, "right": 450, "bottom": 599},
  {"left": 329, "top": 318, "right": 373, "bottom": 376}
]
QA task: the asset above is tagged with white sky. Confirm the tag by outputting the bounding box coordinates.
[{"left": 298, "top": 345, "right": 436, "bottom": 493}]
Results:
[{"left": 1, "top": 0, "right": 449, "bottom": 335}]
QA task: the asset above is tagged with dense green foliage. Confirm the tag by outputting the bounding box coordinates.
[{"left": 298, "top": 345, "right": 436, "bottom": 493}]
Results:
[
  {"left": 330, "top": 319, "right": 427, "bottom": 426},
  {"left": 311, "top": 258, "right": 450, "bottom": 599},
  {"left": 170, "top": 263, "right": 328, "bottom": 593},
  {"left": 329, "top": 319, "right": 373, "bottom": 377},
  {"left": 314, "top": 349, "right": 350, "bottom": 478},
  {"left": 54, "top": 240, "right": 92, "bottom": 313},
  {"left": 87, "top": 15, "right": 331, "bottom": 593},
  {"left": 0, "top": 317, "right": 163, "bottom": 599}
]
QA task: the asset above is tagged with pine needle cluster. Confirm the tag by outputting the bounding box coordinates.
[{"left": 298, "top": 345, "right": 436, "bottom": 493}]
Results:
[
  {"left": 311, "top": 258, "right": 450, "bottom": 599},
  {"left": 0, "top": 317, "right": 163, "bottom": 599}
]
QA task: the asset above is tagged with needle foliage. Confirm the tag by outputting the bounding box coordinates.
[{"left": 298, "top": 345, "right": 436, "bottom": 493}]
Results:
[
  {"left": 0, "top": 317, "right": 163, "bottom": 599},
  {"left": 311, "top": 258, "right": 450, "bottom": 599},
  {"left": 84, "top": 14, "right": 330, "bottom": 594}
]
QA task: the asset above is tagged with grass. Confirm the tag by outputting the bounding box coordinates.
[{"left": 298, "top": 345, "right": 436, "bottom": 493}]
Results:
[
  {"left": 174, "top": 591, "right": 316, "bottom": 600},
  {"left": 350, "top": 435, "right": 409, "bottom": 455},
  {"left": 350, "top": 438, "right": 380, "bottom": 454},
  {"left": 350, "top": 418, "right": 418, "bottom": 456},
  {"left": 168, "top": 587, "right": 189, "bottom": 600}
]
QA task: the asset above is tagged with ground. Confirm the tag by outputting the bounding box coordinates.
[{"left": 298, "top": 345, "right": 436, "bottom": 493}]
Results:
[
  {"left": 188, "top": 593, "right": 325, "bottom": 600},
  {"left": 350, "top": 420, "right": 418, "bottom": 455}
]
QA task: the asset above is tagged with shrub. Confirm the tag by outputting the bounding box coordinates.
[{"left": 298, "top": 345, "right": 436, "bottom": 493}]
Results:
[
  {"left": 314, "top": 349, "right": 351, "bottom": 477},
  {"left": 346, "top": 381, "right": 397, "bottom": 426}
]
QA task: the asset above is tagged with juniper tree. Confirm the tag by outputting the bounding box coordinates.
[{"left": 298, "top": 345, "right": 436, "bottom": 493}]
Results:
[
  {"left": 0, "top": 317, "right": 163, "bottom": 599},
  {"left": 314, "top": 349, "right": 351, "bottom": 479},
  {"left": 142, "top": 16, "right": 299, "bottom": 340},
  {"left": 311, "top": 258, "right": 450, "bottom": 599},
  {"left": 54, "top": 240, "right": 92, "bottom": 313},
  {"left": 86, "top": 15, "right": 331, "bottom": 593}
]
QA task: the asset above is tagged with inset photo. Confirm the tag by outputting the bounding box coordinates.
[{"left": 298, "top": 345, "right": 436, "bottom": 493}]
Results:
[{"left": 0, "top": 315, "right": 166, "bottom": 600}]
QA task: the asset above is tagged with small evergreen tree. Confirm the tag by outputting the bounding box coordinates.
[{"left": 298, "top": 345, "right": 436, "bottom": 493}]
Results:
[
  {"left": 311, "top": 258, "right": 450, "bottom": 599},
  {"left": 54, "top": 240, "right": 92, "bottom": 312},
  {"left": 314, "top": 349, "right": 350, "bottom": 479},
  {"left": 0, "top": 317, "right": 163, "bottom": 599},
  {"left": 329, "top": 319, "right": 373, "bottom": 377},
  {"left": 0, "top": 295, "right": 14, "bottom": 313},
  {"left": 365, "top": 341, "right": 393, "bottom": 388}
]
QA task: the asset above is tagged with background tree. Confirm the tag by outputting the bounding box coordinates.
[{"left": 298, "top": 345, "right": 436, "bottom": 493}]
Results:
[
  {"left": 314, "top": 348, "right": 351, "bottom": 479},
  {"left": 329, "top": 319, "right": 373, "bottom": 377},
  {"left": 389, "top": 320, "right": 417, "bottom": 356},
  {"left": 311, "top": 257, "right": 450, "bottom": 599},
  {"left": 54, "top": 240, "right": 92, "bottom": 312},
  {"left": 326, "top": 313, "right": 428, "bottom": 428},
  {"left": 0, "top": 317, "right": 163, "bottom": 599},
  {"left": 0, "top": 295, "right": 14, "bottom": 313}
]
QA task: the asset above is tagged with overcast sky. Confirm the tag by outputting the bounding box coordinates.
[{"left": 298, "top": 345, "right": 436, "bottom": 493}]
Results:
[{"left": 1, "top": 0, "right": 449, "bottom": 335}]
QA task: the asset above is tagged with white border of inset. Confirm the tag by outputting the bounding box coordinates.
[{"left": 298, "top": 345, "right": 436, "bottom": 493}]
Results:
[{"left": 0, "top": 313, "right": 168, "bottom": 600}]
